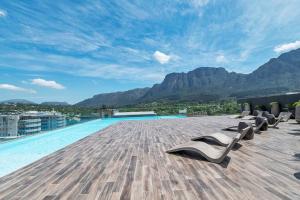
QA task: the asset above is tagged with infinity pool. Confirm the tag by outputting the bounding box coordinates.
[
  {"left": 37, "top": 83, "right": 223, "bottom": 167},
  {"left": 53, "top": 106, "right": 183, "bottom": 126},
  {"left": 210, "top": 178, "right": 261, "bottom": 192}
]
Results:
[{"left": 0, "top": 115, "right": 184, "bottom": 177}]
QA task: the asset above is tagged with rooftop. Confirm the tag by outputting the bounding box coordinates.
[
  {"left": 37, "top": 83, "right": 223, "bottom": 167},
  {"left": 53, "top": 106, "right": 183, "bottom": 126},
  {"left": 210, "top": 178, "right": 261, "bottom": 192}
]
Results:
[
  {"left": 113, "top": 111, "right": 156, "bottom": 117},
  {"left": 0, "top": 116, "right": 299, "bottom": 199},
  {"left": 22, "top": 111, "right": 64, "bottom": 117}
]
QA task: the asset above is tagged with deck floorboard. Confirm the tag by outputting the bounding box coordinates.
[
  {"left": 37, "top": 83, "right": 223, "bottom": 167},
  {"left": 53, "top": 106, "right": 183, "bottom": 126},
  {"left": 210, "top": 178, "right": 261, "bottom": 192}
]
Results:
[{"left": 0, "top": 116, "right": 299, "bottom": 200}]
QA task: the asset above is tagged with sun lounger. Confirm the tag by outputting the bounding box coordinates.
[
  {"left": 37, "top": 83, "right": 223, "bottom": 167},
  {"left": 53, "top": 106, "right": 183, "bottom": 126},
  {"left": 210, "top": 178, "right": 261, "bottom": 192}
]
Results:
[
  {"left": 253, "top": 117, "right": 269, "bottom": 132},
  {"left": 252, "top": 115, "right": 282, "bottom": 129},
  {"left": 166, "top": 134, "right": 240, "bottom": 163},
  {"left": 191, "top": 126, "right": 251, "bottom": 146},
  {"left": 253, "top": 110, "right": 262, "bottom": 117},
  {"left": 265, "top": 113, "right": 276, "bottom": 125},
  {"left": 261, "top": 111, "right": 270, "bottom": 117},
  {"left": 269, "top": 116, "right": 283, "bottom": 128},
  {"left": 240, "top": 110, "right": 262, "bottom": 120},
  {"left": 276, "top": 112, "right": 292, "bottom": 122},
  {"left": 254, "top": 117, "right": 268, "bottom": 132},
  {"left": 224, "top": 121, "right": 264, "bottom": 134},
  {"left": 230, "top": 111, "right": 250, "bottom": 119}
]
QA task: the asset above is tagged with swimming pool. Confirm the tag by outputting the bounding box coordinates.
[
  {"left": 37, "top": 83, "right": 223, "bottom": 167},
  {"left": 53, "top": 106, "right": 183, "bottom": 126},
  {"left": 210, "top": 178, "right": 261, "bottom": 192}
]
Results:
[{"left": 0, "top": 115, "right": 184, "bottom": 177}]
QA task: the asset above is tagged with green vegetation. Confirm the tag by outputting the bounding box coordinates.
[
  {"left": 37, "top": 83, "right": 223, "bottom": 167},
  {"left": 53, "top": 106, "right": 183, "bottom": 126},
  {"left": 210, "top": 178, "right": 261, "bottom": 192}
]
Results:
[
  {"left": 0, "top": 104, "right": 100, "bottom": 117},
  {"left": 119, "top": 100, "right": 240, "bottom": 116},
  {"left": 270, "top": 102, "right": 278, "bottom": 106},
  {"left": 0, "top": 100, "right": 241, "bottom": 117},
  {"left": 292, "top": 100, "right": 300, "bottom": 107},
  {"left": 286, "top": 100, "right": 300, "bottom": 110}
]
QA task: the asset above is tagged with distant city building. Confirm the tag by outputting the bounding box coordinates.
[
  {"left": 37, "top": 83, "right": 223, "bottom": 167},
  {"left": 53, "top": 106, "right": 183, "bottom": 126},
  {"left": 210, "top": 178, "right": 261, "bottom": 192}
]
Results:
[
  {"left": 179, "top": 108, "right": 187, "bottom": 114},
  {"left": 66, "top": 116, "right": 81, "bottom": 126},
  {"left": 112, "top": 111, "right": 157, "bottom": 118},
  {"left": 0, "top": 111, "right": 66, "bottom": 138},
  {"left": 18, "top": 114, "right": 41, "bottom": 135},
  {"left": 23, "top": 111, "right": 66, "bottom": 131},
  {"left": 39, "top": 112, "right": 66, "bottom": 131},
  {"left": 100, "top": 109, "right": 114, "bottom": 118},
  {"left": 0, "top": 115, "right": 19, "bottom": 138}
]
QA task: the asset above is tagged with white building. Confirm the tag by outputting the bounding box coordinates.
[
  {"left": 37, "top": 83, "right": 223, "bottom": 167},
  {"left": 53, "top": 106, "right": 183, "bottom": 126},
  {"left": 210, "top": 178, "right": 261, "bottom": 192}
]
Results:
[
  {"left": 18, "top": 114, "right": 41, "bottom": 135},
  {"left": 179, "top": 108, "right": 187, "bottom": 114},
  {"left": 0, "top": 111, "right": 67, "bottom": 138},
  {"left": 0, "top": 115, "right": 19, "bottom": 138},
  {"left": 112, "top": 111, "right": 157, "bottom": 118},
  {"left": 23, "top": 111, "right": 66, "bottom": 131}
]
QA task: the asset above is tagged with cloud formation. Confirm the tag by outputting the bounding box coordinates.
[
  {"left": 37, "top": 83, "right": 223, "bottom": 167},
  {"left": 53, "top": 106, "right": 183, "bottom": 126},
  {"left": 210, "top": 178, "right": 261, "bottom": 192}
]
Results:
[
  {"left": 153, "top": 51, "right": 171, "bottom": 64},
  {"left": 188, "top": 0, "right": 209, "bottom": 8},
  {"left": 216, "top": 54, "right": 228, "bottom": 63},
  {"left": 274, "top": 40, "right": 300, "bottom": 53},
  {"left": 1, "top": 0, "right": 300, "bottom": 84},
  {"left": 31, "top": 78, "right": 65, "bottom": 89},
  {"left": 0, "top": 84, "right": 36, "bottom": 93},
  {"left": 0, "top": 10, "right": 6, "bottom": 17}
]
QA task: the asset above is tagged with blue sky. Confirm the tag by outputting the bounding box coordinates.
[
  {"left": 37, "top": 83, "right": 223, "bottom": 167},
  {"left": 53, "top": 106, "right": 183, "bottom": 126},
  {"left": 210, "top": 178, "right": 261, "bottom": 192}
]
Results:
[{"left": 0, "top": 0, "right": 300, "bottom": 104}]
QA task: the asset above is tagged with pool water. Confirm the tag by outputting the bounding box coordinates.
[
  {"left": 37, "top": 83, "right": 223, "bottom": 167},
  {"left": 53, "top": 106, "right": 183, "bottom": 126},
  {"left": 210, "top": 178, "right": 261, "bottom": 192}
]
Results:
[{"left": 0, "top": 115, "right": 184, "bottom": 177}]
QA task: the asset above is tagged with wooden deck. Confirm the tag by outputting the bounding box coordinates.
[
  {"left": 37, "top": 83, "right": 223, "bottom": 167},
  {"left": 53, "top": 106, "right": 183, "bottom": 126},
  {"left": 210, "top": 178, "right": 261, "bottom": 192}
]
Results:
[{"left": 0, "top": 116, "right": 299, "bottom": 200}]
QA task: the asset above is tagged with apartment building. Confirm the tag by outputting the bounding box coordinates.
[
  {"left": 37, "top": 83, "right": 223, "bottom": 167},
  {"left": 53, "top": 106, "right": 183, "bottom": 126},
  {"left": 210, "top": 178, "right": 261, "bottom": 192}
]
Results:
[
  {"left": 18, "top": 114, "right": 41, "bottom": 135},
  {"left": 0, "top": 111, "right": 66, "bottom": 138},
  {"left": 0, "top": 115, "right": 19, "bottom": 137},
  {"left": 39, "top": 112, "right": 66, "bottom": 131}
]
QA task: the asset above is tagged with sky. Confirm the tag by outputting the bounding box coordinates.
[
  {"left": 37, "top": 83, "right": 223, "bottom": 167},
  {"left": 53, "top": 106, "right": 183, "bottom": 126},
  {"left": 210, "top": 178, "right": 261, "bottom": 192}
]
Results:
[{"left": 0, "top": 0, "right": 300, "bottom": 104}]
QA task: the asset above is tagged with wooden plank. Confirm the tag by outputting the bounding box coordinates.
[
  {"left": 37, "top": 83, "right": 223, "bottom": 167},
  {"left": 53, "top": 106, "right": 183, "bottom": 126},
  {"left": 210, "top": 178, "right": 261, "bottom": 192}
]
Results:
[{"left": 0, "top": 116, "right": 299, "bottom": 199}]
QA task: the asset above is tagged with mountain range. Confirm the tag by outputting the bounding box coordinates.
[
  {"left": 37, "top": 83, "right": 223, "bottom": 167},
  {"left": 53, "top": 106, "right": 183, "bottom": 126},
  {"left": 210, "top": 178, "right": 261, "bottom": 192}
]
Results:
[
  {"left": 0, "top": 100, "right": 69, "bottom": 106},
  {"left": 0, "top": 99, "right": 36, "bottom": 105},
  {"left": 40, "top": 102, "right": 70, "bottom": 106},
  {"left": 76, "top": 48, "right": 300, "bottom": 107}
]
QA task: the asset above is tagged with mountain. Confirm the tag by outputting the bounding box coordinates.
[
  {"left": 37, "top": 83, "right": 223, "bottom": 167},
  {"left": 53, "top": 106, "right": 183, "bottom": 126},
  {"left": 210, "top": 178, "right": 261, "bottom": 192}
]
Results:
[
  {"left": 0, "top": 99, "right": 36, "bottom": 105},
  {"left": 41, "top": 102, "right": 70, "bottom": 106},
  {"left": 77, "top": 88, "right": 150, "bottom": 107},
  {"left": 76, "top": 48, "right": 300, "bottom": 107},
  {"left": 141, "top": 67, "right": 246, "bottom": 102},
  {"left": 242, "top": 49, "right": 300, "bottom": 93}
]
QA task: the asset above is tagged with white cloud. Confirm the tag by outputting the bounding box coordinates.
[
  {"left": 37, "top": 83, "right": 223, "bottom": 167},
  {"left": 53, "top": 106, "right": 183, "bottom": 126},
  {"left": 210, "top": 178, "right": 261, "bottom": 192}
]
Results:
[
  {"left": 216, "top": 54, "right": 228, "bottom": 63},
  {"left": 274, "top": 40, "right": 300, "bottom": 53},
  {"left": 188, "top": 0, "right": 209, "bottom": 8},
  {"left": 153, "top": 51, "right": 171, "bottom": 64},
  {"left": 31, "top": 78, "right": 65, "bottom": 89},
  {"left": 0, "top": 10, "right": 6, "bottom": 17},
  {"left": 78, "top": 64, "right": 165, "bottom": 82},
  {"left": 0, "top": 51, "right": 166, "bottom": 82},
  {"left": 229, "top": 1, "right": 300, "bottom": 70},
  {"left": 0, "top": 84, "right": 36, "bottom": 94}
]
